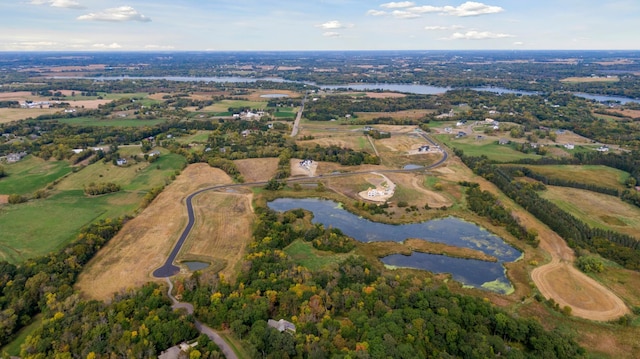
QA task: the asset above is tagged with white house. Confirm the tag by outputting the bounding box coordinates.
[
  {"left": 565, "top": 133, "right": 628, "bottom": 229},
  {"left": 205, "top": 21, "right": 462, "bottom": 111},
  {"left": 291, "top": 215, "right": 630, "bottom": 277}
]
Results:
[{"left": 563, "top": 143, "right": 575, "bottom": 150}]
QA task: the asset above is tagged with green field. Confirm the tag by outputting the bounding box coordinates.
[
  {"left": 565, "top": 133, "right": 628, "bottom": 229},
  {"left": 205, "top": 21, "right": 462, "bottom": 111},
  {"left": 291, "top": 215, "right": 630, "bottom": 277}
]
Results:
[
  {"left": 540, "top": 186, "right": 640, "bottom": 238},
  {"left": 57, "top": 117, "right": 166, "bottom": 127},
  {"left": 520, "top": 164, "right": 631, "bottom": 190},
  {"left": 204, "top": 99, "right": 267, "bottom": 113},
  {"left": 284, "top": 239, "right": 352, "bottom": 271},
  {"left": 435, "top": 134, "right": 542, "bottom": 162},
  {"left": 57, "top": 152, "right": 186, "bottom": 191},
  {"left": 0, "top": 156, "right": 71, "bottom": 195},
  {"left": 0, "top": 190, "right": 141, "bottom": 262},
  {"left": 175, "top": 130, "right": 213, "bottom": 144},
  {"left": 0, "top": 151, "right": 186, "bottom": 263}
]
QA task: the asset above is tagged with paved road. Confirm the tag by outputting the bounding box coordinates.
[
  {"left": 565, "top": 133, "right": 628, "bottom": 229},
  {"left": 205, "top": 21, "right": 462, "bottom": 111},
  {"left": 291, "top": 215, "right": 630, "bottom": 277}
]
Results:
[
  {"left": 290, "top": 92, "right": 308, "bottom": 137},
  {"left": 165, "top": 278, "right": 239, "bottom": 359}
]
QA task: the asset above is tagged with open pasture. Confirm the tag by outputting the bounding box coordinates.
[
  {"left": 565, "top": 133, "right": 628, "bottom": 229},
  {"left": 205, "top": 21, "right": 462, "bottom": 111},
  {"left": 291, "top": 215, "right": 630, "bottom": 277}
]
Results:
[
  {"left": 434, "top": 134, "right": 542, "bottom": 162},
  {"left": 202, "top": 99, "right": 267, "bottom": 113},
  {"left": 540, "top": 186, "right": 640, "bottom": 238},
  {"left": 56, "top": 152, "right": 186, "bottom": 192},
  {"left": 0, "top": 189, "right": 141, "bottom": 263},
  {"left": 520, "top": 164, "right": 630, "bottom": 190},
  {"left": 0, "top": 156, "right": 71, "bottom": 195}
]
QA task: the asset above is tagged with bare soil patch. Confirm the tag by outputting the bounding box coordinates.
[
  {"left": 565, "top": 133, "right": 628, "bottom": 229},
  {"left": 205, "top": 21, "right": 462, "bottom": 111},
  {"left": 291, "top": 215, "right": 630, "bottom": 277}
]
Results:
[
  {"left": 76, "top": 164, "right": 232, "bottom": 302},
  {"left": 0, "top": 91, "right": 36, "bottom": 100},
  {"left": 560, "top": 76, "right": 619, "bottom": 83},
  {"left": 235, "top": 158, "right": 278, "bottom": 182},
  {"left": 0, "top": 194, "right": 8, "bottom": 204}
]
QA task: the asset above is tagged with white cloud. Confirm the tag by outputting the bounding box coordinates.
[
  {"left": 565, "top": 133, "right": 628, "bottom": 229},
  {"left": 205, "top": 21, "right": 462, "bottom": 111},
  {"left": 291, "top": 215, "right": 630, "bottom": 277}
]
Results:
[
  {"left": 92, "top": 42, "right": 122, "bottom": 49},
  {"left": 78, "top": 6, "right": 151, "bottom": 22},
  {"left": 366, "top": 10, "right": 387, "bottom": 16},
  {"left": 392, "top": 10, "right": 421, "bottom": 19},
  {"left": 442, "top": 2, "right": 504, "bottom": 17},
  {"left": 30, "top": 0, "right": 85, "bottom": 9},
  {"left": 316, "top": 20, "right": 351, "bottom": 29},
  {"left": 425, "top": 25, "right": 463, "bottom": 30},
  {"left": 449, "top": 31, "right": 514, "bottom": 40},
  {"left": 372, "top": 1, "right": 504, "bottom": 19},
  {"left": 323, "top": 32, "right": 341, "bottom": 37},
  {"left": 380, "top": 1, "right": 415, "bottom": 9},
  {"left": 513, "top": 41, "right": 524, "bottom": 46},
  {"left": 406, "top": 5, "right": 441, "bottom": 14}
]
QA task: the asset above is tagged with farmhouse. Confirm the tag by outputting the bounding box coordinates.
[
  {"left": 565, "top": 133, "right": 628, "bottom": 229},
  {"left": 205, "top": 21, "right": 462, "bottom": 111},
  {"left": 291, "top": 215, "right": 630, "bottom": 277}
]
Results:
[
  {"left": 5, "top": 151, "right": 28, "bottom": 163},
  {"left": 116, "top": 158, "right": 127, "bottom": 166},
  {"left": 498, "top": 138, "right": 509, "bottom": 145},
  {"left": 148, "top": 150, "right": 161, "bottom": 157},
  {"left": 268, "top": 319, "right": 296, "bottom": 333},
  {"left": 418, "top": 145, "right": 430, "bottom": 152},
  {"left": 596, "top": 145, "right": 609, "bottom": 152},
  {"left": 563, "top": 143, "right": 575, "bottom": 150}
]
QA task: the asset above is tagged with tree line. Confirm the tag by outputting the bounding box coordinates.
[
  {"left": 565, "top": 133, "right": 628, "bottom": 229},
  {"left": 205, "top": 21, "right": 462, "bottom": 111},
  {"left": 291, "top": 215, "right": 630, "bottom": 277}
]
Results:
[{"left": 457, "top": 150, "right": 640, "bottom": 270}]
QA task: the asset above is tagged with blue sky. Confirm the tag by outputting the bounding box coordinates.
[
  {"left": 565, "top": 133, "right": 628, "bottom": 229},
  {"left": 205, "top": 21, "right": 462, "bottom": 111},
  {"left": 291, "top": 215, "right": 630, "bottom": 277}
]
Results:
[{"left": 1, "top": 1, "right": 638, "bottom": 51}]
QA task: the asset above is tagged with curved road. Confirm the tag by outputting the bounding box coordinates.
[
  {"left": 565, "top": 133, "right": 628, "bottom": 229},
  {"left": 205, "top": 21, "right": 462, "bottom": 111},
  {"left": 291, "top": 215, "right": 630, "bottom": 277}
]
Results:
[
  {"left": 164, "top": 278, "right": 238, "bottom": 359},
  {"left": 153, "top": 129, "right": 446, "bottom": 278}
]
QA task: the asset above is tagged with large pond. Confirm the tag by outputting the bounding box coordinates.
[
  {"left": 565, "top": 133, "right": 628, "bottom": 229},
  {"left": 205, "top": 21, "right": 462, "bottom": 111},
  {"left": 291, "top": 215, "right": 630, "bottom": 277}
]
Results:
[{"left": 268, "top": 198, "right": 521, "bottom": 293}]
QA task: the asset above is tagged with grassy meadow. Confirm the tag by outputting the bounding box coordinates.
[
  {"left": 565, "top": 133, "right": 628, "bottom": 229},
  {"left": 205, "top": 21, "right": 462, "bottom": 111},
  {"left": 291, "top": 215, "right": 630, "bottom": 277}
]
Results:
[
  {"left": 520, "top": 164, "right": 631, "bottom": 190},
  {"left": 434, "top": 134, "right": 542, "bottom": 162},
  {"left": 0, "top": 151, "right": 186, "bottom": 263},
  {"left": 0, "top": 156, "right": 72, "bottom": 195}
]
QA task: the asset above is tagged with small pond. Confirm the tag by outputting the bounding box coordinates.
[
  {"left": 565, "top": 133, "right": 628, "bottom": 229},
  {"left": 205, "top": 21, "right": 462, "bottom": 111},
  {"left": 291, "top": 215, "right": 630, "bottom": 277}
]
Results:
[
  {"left": 183, "top": 261, "right": 209, "bottom": 271},
  {"left": 403, "top": 164, "right": 423, "bottom": 170},
  {"left": 268, "top": 198, "right": 521, "bottom": 293}
]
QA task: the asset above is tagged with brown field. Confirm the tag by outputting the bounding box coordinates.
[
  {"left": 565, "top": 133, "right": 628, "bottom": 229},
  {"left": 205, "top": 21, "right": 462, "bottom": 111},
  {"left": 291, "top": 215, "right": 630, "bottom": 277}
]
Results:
[
  {"left": 376, "top": 133, "right": 428, "bottom": 153},
  {"left": 0, "top": 194, "right": 7, "bottom": 204},
  {"left": 67, "top": 99, "right": 111, "bottom": 109},
  {"left": 560, "top": 76, "right": 619, "bottom": 83},
  {"left": 610, "top": 108, "right": 640, "bottom": 118},
  {"left": 364, "top": 92, "right": 406, "bottom": 99},
  {"left": 76, "top": 164, "right": 232, "bottom": 301},
  {"left": 235, "top": 157, "right": 278, "bottom": 182},
  {"left": 0, "top": 91, "right": 38, "bottom": 100},
  {"left": 354, "top": 109, "right": 434, "bottom": 121},
  {"left": 0, "top": 108, "right": 59, "bottom": 123},
  {"left": 179, "top": 189, "right": 254, "bottom": 282}
]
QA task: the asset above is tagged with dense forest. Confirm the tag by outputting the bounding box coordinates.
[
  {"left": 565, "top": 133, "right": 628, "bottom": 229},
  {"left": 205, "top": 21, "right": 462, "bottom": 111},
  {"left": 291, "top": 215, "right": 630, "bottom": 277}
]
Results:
[{"left": 175, "top": 206, "right": 584, "bottom": 358}]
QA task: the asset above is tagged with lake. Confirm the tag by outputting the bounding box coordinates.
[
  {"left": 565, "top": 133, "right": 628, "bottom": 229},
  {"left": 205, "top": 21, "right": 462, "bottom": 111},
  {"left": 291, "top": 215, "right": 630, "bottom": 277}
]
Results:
[
  {"left": 61, "top": 75, "right": 639, "bottom": 104},
  {"left": 268, "top": 198, "right": 521, "bottom": 293}
]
